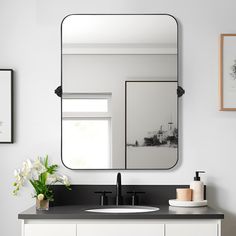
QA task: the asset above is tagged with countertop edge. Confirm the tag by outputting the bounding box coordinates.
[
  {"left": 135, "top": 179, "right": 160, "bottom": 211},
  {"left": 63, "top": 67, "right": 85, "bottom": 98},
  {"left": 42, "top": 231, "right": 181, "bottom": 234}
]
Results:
[
  {"left": 18, "top": 214, "right": 224, "bottom": 220},
  {"left": 18, "top": 205, "right": 224, "bottom": 220}
]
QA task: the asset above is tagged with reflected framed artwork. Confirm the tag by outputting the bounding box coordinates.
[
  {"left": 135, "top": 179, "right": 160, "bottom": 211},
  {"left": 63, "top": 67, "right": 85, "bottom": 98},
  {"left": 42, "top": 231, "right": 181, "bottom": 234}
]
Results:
[
  {"left": 125, "top": 81, "right": 178, "bottom": 169},
  {"left": 0, "top": 69, "right": 13, "bottom": 143},
  {"left": 219, "top": 34, "right": 236, "bottom": 111}
]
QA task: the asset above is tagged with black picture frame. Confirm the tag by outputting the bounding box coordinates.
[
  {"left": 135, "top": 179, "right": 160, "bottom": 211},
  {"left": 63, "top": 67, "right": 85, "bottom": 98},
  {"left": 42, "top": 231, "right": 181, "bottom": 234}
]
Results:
[
  {"left": 0, "top": 69, "right": 13, "bottom": 143},
  {"left": 125, "top": 81, "right": 179, "bottom": 170}
]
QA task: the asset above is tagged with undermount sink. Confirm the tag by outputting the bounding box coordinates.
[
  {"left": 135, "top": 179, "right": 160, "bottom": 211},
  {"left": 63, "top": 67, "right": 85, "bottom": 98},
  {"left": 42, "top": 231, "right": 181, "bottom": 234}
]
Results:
[{"left": 85, "top": 206, "right": 160, "bottom": 213}]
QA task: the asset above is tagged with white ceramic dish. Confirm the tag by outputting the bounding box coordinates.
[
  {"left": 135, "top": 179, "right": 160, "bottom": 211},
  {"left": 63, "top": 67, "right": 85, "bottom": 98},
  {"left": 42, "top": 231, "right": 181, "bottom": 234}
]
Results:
[{"left": 169, "top": 199, "right": 208, "bottom": 207}]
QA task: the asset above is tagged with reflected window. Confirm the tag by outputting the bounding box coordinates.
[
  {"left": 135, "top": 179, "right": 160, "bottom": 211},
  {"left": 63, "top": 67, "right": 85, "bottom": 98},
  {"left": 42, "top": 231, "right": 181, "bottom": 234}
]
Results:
[
  {"left": 63, "top": 98, "right": 108, "bottom": 113},
  {"left": 62, "top": 94, "right": 112, "bottom": 169}
]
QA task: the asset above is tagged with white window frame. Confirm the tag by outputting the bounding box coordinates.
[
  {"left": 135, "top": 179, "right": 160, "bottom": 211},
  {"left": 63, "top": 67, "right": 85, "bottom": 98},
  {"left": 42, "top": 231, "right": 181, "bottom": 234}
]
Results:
[{"left": 62, "top": 93, "right": 112, "bottom": 118}]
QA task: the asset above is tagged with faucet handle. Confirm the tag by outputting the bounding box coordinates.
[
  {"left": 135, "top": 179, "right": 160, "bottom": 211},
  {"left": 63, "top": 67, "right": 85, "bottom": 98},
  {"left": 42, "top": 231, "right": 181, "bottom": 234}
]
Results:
[
  {"left": 94, "top": 191, "right": 112, "bottom": 194},
  {"left": 127, "top": 191, "right": 145, "bottom": 195},
  {"left": 127, "top": 191, "right": 145, "bottom": 206},
  {"left": 94, "top": 191, "right": 112, "bottom": 206}
]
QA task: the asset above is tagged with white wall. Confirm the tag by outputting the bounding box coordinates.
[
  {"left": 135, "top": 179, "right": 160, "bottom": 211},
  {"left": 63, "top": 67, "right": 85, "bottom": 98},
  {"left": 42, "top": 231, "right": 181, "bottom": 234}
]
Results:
[{"left": 0, "top": 0, "right": 236, "bottom": 235}]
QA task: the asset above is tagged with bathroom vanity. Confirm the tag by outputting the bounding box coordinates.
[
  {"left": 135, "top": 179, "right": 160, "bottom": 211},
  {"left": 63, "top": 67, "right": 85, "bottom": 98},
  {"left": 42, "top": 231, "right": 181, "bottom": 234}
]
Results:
[
  {"left": 19, "top": 206, "right": 223, "bottom": 236},
  {"left": 18, "top": 185, "right": 224, "bottom": 236}
]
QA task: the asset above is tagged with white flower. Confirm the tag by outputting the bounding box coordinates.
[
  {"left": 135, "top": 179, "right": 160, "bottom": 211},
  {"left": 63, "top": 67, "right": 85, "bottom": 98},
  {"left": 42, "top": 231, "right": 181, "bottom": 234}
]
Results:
[
  {"left": 62, "top": 175, "right": 70, "bottom": 186},
  {"left": 26, "top": 159, "right": 32, "bottom": 168},
  {"left": 14, "top": 169, "right": 25, "bottom": 185},
  {"left": 46, "top": 174, "right": 58, "bottom": 184},
  {"left": 14, "top": 169, "right": 21, "bottom": 180},
  {"left": 58, "top": 175, "right": 70, "bottom": 186},
  {"left": 13, "top": 169, "right": 26, "bottom": 195},
  {"left": 37, "top": 194, "right": 44, "bottom": 201},
  {"left": 21, "top": 159, "right": 33, "bottom": 179},
  {"left": 32, "top": 157, "right": 46, "bottom": 175}
]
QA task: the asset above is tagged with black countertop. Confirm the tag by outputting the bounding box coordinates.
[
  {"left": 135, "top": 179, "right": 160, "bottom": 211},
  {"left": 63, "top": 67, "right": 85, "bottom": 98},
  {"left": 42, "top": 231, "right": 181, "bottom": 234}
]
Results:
[{"left": 18, "top": 205, "right": 224, "bottom": 220}]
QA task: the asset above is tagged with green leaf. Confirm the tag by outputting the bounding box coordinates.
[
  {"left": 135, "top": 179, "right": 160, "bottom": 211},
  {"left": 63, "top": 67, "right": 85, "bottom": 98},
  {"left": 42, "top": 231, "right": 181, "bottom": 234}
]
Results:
[
  {"left": 44, "top": 155, "right": 49, "bottom": 168},
  {"left": 39, "top": 172, "right": 47, "bottom": 185},
  {"left": 47, "top": 164, "right": 58, "bottom": 174}
]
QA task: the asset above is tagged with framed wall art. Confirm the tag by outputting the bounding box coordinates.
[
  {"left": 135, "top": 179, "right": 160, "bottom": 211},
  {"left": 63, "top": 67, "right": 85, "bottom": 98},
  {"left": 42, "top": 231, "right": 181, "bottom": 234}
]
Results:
[
  {"left": 219, "top": 34, "right": 236, "bottom": 111},
  {"left": 0, "top": 69, "right": 13, "bottom": 143}
]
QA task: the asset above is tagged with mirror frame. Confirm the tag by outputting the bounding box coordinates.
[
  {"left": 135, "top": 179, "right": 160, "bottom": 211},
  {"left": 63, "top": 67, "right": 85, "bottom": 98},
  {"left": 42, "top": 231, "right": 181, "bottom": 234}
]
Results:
[{"left": 60, "top": 13, "right": 179, "bottom": 170}]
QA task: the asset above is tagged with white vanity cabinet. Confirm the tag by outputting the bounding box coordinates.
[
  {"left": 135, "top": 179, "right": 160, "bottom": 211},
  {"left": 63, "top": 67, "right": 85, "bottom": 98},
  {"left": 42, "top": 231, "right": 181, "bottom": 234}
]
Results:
[{"left": 22, "top": 219, "right": 221, "bottom": 236}]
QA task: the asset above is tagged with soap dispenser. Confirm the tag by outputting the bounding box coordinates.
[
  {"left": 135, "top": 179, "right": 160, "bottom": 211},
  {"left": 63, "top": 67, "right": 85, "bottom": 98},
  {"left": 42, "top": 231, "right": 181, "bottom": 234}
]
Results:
[{"left": 190, "top": 171, "right": 205, "bottom": 201}]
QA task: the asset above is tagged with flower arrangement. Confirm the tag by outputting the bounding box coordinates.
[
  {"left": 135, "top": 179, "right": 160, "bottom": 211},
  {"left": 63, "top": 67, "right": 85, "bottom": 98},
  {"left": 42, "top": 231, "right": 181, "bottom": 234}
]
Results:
[{"left": 13, "top": 155, "right": 71, "bottom": 204}]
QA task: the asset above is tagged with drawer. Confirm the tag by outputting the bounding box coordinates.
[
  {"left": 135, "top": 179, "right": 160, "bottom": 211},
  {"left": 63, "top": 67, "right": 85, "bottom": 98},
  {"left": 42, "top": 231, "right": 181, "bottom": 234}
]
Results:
[
  {"left": 166, "top": 223, "right": 218, "bottom": 236},
  {"left": 24, "top": 224, "right": 76, "bottom": 236},
  {"left": 77, "top": 222, "right": 164, "bottom": 236}
]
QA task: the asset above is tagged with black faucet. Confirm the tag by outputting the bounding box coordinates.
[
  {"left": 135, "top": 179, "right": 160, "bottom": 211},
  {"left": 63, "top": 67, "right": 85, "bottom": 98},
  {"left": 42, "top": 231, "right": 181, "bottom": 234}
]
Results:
[{"left": 115, "top": 172, "right": 123, "bottom": 205}]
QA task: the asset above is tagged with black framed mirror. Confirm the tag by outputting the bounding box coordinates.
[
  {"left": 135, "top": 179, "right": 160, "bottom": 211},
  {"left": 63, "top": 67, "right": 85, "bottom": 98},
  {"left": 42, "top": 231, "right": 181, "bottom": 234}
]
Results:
[{"left": 61, "top": 14, "right": 179, "bottom": 170}]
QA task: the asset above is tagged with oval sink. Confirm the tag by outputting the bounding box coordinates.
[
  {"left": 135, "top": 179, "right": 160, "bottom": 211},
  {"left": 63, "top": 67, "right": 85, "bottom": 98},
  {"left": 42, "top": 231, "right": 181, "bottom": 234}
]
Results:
[{"left": 86, "top": 206, "right": 159, "bottom": 213}]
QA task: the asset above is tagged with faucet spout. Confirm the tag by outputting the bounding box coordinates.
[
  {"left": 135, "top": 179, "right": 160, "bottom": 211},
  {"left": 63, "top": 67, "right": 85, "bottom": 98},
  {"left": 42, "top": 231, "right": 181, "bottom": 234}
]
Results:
[{"left": 116, "top": 172, "right": 122, "bottom": 205}]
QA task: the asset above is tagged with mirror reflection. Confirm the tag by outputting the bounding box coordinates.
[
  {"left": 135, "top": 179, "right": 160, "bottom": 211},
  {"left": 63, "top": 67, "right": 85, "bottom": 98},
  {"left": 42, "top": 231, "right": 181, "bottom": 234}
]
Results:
[{"left": 61, "top": 14, "right": 178, "bottom": 169}]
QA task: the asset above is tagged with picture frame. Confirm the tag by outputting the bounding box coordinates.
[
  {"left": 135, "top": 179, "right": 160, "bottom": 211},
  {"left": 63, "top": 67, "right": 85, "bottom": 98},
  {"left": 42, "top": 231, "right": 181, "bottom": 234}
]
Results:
[
  {"left": 219, "top": 34, "right": 236, "bottom": 111},
  {"left": 125, "top": 81, "right": 178, "bottom": 169},
  {"left": 0, "top": 69, "right": 13, "bottom": 143}
]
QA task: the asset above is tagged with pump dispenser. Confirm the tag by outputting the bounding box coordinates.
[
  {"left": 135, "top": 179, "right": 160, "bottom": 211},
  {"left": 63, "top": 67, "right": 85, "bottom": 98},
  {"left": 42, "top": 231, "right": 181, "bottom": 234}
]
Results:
[{"left": 190, "top": 171, "right": 205, "bottom": 201}]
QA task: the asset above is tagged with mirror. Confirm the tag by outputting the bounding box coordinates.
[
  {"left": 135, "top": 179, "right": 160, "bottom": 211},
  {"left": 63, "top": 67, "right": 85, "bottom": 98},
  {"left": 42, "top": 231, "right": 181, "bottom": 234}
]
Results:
[{"left": 61, "top": 14, "right": 178, "bottom": 170}]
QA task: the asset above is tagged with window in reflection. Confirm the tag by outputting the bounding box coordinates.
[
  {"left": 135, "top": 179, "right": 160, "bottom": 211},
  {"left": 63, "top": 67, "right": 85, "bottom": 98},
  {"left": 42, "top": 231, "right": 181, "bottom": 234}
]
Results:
[
  {"left": 63, "top": 98, "right": 108, "bottom": 113},
  {"left": 62, "top": 94, "right": 112, "bottom": 169}
]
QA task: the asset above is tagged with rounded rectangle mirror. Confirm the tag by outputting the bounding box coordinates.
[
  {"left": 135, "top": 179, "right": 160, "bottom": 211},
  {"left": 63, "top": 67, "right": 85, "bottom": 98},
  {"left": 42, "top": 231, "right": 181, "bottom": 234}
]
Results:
[{"left": 61, "top": 14, "right": 179, "bottom": 170}]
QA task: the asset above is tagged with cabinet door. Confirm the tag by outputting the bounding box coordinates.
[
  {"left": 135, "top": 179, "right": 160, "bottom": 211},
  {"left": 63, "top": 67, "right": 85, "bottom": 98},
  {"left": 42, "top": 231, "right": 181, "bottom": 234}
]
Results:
[
  {"left": 77, "top": 222, "right": 164, "bottom": 236},
  {"left": 166, "top": 223, "right": 217, "bottom": 236},
  {"left": 24, "top": 224, "right": 76, "bottom": 236}
]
